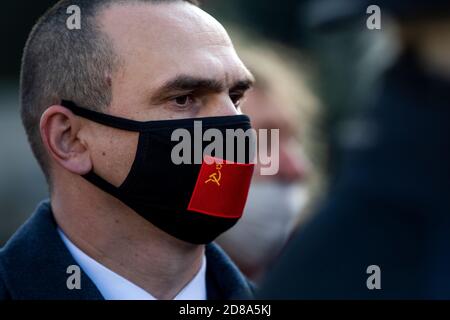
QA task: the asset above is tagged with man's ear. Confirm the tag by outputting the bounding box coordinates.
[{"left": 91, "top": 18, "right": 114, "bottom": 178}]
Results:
[{"left": 40, "top": 105, "right": 92, "bottom": 175}]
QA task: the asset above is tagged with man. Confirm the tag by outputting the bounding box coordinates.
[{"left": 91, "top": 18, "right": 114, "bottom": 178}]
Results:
[{"left": 0, "top": 0, "right": 256, "bottom": 300}]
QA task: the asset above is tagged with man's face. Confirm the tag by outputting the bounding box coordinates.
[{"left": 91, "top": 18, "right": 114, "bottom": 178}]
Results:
[{"left": 81, "top": 2, "right": 253, "bottom": 187}]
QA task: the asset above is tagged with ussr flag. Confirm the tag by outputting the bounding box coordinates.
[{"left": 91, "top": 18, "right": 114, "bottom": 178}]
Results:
[{"left": 187, "top": 155, "right": 254, "bottom": 219}]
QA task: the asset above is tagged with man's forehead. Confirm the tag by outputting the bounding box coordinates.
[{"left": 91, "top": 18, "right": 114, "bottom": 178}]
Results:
[
  {"left": 98, "top": 2, "right": 232, "bottom": 52},
  {"left": 97, "top": 2, "right": 251, "bottom": 92}
]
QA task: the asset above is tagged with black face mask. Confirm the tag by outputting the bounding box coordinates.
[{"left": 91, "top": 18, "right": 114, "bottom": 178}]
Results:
[{"left": 61, "top": 100, "right": 255, "bottom": 244}]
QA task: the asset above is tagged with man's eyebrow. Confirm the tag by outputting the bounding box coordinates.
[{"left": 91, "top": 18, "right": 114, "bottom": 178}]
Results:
[
  {"left": 151, "top": 76, "right": 224, "bottom": 102},
  {"left": 230, "top": 79, "right": 254, "bottom": 92},
  {"left": 151, "top": 75, "right": 254, "bottom": 102}
]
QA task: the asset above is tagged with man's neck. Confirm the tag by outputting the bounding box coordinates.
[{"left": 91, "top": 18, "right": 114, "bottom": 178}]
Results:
[{"left": 51, "top": 180, "right": 205, "bottom": 300}]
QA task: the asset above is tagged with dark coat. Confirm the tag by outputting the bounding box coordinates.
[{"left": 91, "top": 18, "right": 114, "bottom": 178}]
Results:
[
  {"left": 260, "top": 51, "right": 450, "bottom": 299},
  {"left": 0, "top": 200, "right": 254, "bottom": 300}
]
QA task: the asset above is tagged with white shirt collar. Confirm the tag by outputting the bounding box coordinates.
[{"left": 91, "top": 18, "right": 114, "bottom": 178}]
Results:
[{"left": 58, "top": 228, "right": 207, "bottom": 300}]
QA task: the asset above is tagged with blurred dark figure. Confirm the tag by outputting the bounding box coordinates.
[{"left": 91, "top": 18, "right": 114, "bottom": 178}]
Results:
[{"left": 260, "top": 1, "right": 450, "bottom": 299}]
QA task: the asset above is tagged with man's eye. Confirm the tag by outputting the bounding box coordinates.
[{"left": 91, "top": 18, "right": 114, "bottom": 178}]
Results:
[
  {"left": 174, "top": 95, "right": 194, "bottom": 107},
  {"left": 230, "top": 92, "right": 244, "bottom": 107}
]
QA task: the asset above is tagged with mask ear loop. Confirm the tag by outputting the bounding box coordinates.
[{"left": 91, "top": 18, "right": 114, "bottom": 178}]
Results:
[
  {"left": 60, "top": 100, "right": 145, "bottom": 132},
  {"left": 82, "top": 171, "right": 125, "bottom": 198}
]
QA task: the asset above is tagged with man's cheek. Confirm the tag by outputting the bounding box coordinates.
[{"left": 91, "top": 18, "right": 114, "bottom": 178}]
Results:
[{"left": 89, "top": 129, "right": 139, "bottom": 187}]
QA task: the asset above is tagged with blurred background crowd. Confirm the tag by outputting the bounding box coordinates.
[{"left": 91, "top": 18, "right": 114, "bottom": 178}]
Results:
[{"left": 1, "top": 0, "right": 450, "bottom": 298}]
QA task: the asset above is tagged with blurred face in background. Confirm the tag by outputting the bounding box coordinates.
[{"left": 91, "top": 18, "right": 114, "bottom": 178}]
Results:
[{"left": 243, "top": 86, "right": 309, "bottom": 183}]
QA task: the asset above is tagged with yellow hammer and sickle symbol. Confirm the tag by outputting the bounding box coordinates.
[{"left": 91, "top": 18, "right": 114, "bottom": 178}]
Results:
[{"left": 205, "top": 164, "right": 223, "bottom": 186}]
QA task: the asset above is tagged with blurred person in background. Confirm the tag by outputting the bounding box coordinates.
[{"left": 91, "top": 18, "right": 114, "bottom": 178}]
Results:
[
  {"left": 260, "top": 0, "right": 450, "bottom": 299},
  {"left": 217, "top": 35, "right": 321, "bottom": 282}
]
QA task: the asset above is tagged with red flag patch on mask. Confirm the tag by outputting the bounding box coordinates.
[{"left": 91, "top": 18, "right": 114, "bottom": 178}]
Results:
[{"left": 187, "top": 155, "right": 254, "bottom": 219}]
